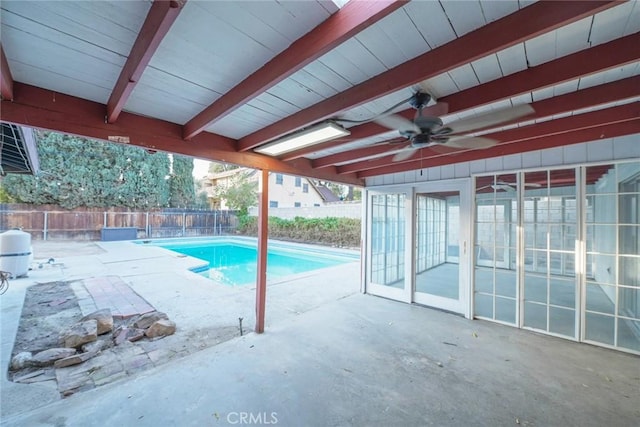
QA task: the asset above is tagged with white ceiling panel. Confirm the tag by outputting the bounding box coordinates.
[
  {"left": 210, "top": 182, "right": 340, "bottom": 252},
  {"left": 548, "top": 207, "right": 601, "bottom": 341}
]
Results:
[
  {"left": 479, "top": 0, "right": 521, "bottom": 23},
  {"left": 471, "top": 54, "right": 503, "bottom": 84},
  {"left": 302, "top": 61, "right": 353, "bottom": 93},
  {"left": 589, "top": 0, "right": 639, "bottom": 45},
  {"left": 420, "top": 73, "right": 460, "bottom": 99},
  {"left": 403, "top": 1, "right": 457, "bottom": 49},
  {"left": 447, "top": 64, "right": 481, "bottom": 91},
  {"left": 317, "top": 38, "right": 387, "bottom": 85},
  {"left": 354, "top": 8, "right": 430, "bottom": 69},
  {"left": 554, "top": 16, "right": 592, "bottom": 58},
  {"left": 440, "top": 0, "right": 486, "bottom": 37},
  {"left": 126, "top": 67, "right": 218, "bottom": 124},
  {"left": 496, "top": 43, "right": 528, "bottom": 75},
  {"left": 266, "top": 78, "right": 326, "bottom": 110}
]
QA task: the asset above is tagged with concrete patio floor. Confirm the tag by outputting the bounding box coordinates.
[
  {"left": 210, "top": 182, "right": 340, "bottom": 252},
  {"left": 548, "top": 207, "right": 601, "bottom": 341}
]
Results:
[{"left": 1, "top": 241, "right": 639, "bottom": 426}]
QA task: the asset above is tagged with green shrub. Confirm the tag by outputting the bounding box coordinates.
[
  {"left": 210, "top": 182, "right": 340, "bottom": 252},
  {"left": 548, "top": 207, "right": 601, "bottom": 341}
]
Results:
[{"left": 238, "top": 216, "right": 360, "bottom": 248}]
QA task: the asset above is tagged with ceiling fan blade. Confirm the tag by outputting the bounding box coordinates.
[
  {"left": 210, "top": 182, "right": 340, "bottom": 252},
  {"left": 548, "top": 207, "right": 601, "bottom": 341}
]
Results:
[
  {"left": 445, "top": 136, "right": 497, "bottom": 150},
  {"left": 444, "top": 104, "right": 534, "bottom": 134},
  {"left": 392, "top": 148, "right": 417, "bottom": 162},
  {"left": 374, "top": 114, "right": 420, "bottom": 134}
]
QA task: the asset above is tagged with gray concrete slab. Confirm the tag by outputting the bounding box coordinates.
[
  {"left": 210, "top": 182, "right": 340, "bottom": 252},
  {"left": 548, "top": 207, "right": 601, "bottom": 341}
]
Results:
[
  {"left": 2, "top": 240, "right": 638, "bottom": 426},
  {"left": 3, "top": 293, "right": 639, "bottom": 426}
]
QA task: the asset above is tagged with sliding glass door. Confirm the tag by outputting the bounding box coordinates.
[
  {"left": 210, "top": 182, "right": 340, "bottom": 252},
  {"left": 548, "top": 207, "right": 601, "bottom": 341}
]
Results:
[{"left": 414, "top": 181, "right": 470, "bottom": 316}]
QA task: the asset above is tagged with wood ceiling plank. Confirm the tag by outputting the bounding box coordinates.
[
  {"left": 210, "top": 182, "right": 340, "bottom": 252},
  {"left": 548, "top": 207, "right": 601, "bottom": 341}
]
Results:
[
  {"left": 285, "top": 34, "right": 639, "bottom": 162},
  {"left": 182, "top": 0, "right": 406, "bottom": 140},
  {"left": 357, "top": 119, "right": 640, "bottom": 178},
  {"left": 1, "top": 45, "right": 14, "bottom": 101},
  {"left": 238, "top": 0, "right": 620, "bottom": 151},
  {"left": 345, "top": 102, "right": 639, "bottom": 176},
  {"left": 106, "top": 0, "right": 186, "bottom": 123}
]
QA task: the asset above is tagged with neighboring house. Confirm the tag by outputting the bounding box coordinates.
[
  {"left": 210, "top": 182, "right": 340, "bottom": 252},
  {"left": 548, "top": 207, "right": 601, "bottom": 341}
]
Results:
[{"left": 204, "top": 168, "right": 339, "bottom": 210}]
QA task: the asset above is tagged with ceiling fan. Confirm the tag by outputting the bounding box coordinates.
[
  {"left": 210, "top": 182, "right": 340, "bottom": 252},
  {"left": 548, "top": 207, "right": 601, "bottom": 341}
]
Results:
[
  {"left": 374, "top": 92, "right": 534, "bottom": 162},
  {"left": 477, "top": 181, "right": 543, "bottom": 192}
]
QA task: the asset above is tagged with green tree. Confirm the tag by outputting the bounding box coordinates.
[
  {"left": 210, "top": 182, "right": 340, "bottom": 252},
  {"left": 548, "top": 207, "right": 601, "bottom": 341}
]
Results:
[
  {"left": 169, "top": 155, "right": 196, "bottom": 208},
  {"left": 209, "top": 162, "right": 239, "bottom": 173},
  {"left": 2, "top": 131, "right": 180, "bottom": 209},
  {"left": 215, "top": 171, "right": 257, "bottom": 215}
]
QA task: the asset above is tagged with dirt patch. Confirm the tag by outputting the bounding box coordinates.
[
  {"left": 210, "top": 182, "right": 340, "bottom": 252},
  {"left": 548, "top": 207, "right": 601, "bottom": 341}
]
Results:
[{"left": 8, "top": 280, "right": 242, "bottom": 397}]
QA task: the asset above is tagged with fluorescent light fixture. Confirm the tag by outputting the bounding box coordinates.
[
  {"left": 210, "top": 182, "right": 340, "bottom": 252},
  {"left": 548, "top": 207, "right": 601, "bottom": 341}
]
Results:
[{"left": 255, "top": 122, "right": 350, "bottom": 156}]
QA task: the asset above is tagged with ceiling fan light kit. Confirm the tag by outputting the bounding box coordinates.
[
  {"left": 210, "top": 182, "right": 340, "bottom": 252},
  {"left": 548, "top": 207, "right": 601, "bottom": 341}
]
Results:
[{"left": 374, "top": 91, "right": 535, "bottom": 162}]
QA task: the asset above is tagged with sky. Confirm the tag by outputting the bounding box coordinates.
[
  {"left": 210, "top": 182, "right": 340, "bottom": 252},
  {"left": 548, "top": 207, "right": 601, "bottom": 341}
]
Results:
[{"left": 193, "top": 159, "right": 210, "bottom": 179}]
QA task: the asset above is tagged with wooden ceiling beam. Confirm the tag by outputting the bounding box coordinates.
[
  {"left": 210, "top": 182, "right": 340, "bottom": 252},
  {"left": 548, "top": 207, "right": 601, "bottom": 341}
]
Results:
[
  {"left": 357, "top": 120, "right": 640, "bottom": 178},
  {"left": 291, "top": 33, "right": 640, "bottom": 162},
  {"left": 106, "top": 0, "right": 186, "bottom": 123},
  {"left": 237, "top": 0, "right": 620, "bottom": 151},
  {"left": 0, "top": 44, "right": 13, "bottom": 101},
  {"left": 1, "top": 82, "right": 363, "bottom": 186},
  {"left": 182, "top": 0, "right": 406, "bottom": 140},
  {"left": 313, "top": 75, "right": 640, "bottom": 168},
  {"left": 340, "top": 102, "right": 640, "bottom": 175}
]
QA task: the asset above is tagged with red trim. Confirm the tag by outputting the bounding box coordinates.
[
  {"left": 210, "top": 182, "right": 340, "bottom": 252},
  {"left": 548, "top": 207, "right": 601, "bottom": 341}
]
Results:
[
  {"left": 0, "top": 45, "right": 13, "bottom": 101},
  {"left": 295, "top": 35, "right": 640, "bottom": 162},
  {"left": 1, "top": 82, "right": 363, "bottom": 186},
  {"left": 351, "top": 106, "right": 640, "bottom": 177},
  {"left": 237, "top": 1, "right": 619, "bottom": 151},
  {"left": 255, "top": 168, "right": 269, "bottom": 334},
  {"left": 183, "top": 0, "right": 405, "bottom": 140},
  {"left": 314, "top": 76, "right": 640, "bottom": 168},
  {"left": 358, "top": 120, "right": 640, "bottom": 178},
  {"left": 106, "top": 0, "right": 186, "bottom": 123}
]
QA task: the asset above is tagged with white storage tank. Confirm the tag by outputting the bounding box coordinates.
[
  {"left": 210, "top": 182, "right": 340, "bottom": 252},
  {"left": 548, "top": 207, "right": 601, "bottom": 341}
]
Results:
[{"left": 0, "top": 229, "right": 32, "bottom": 278}]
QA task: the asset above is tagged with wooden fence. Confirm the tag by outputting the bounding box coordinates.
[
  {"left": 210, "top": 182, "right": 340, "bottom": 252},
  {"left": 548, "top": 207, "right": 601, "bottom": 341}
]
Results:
[{"left": 0, "top": 204, "right": 238, "bottom": 240}]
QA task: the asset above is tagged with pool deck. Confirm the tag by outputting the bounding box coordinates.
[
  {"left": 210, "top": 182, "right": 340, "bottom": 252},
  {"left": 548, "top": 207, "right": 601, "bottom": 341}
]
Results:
[{"left": 1, "top": 239, "right": 639, "bottom": 426}]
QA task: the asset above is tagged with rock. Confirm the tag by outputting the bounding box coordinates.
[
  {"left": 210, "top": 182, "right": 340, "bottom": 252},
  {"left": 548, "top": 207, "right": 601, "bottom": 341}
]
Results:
[
  {"left": 145, "top": 319, "right": 176, "bottom": 338},
  {"left": 114, "top": 327, "right": 145, "bottom": 345},
  {"left": 132, "top": 311, "right": 169, "bottom": 330},
  {"left": 54, "top": 351, "right": 97, "bottom": 368},
  {"left": 13, "top": 369, "right": 56, "bottom": 383},
  {"left": 61, "top": 320, "right": 98, "bottom": 348},
  {"left": 81, "top": 338, "right": 111, "bottom": 354},
  {"left": 81, "top": 309, "right": 113, "bottom": 335},
  {"left": 31, "top": 348, "right": 77, "bottom": 367},
  {"left": 11, "top": 352, "right": 33, "bottom": 370}
]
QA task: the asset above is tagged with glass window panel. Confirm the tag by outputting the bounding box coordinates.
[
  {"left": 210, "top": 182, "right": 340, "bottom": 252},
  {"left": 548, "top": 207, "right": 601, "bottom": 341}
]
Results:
[
  {"left": 618, "top": 287, "right": 640, "bottom": 319},
  {"left": 586, "top": 195, "right": 617, "bottom": 224},
  {"left": 549, "top": 306, "right": 575, "bottom": 338},
  {"left": 585, "top": 312, "right": 615, "bottom": 345},
  {"left": 586, "top": 254, "right": 616, "bottom": 285},
  {"left": 619, "top": 225, "right": 639, "bottom": 255},
  {"left": 619, "top": 194, "right": 640, "bottom": 223},
  {"left": 524, "top": 302, "right": 547, "bottom": 330},
  {"left": 474, "top": 293, "right": 493, "bottom": 318},
  {"left": 474, "top": 268, "right": 494, "bottom": 293},
  {"left": 618, "top": 256, "right": 639, "bottom": 287},
  {"left": 495, "top": 270, "right": 516, "bottom": 298},
  {"left": 586, "top": 225, "right": 617, "bottom": 254},
  {"left": 617, "top": 318, "right": 640, "bottom": 352},
  {"left": 495, "top": 297, "right": 516, "bottom": 324},
  {"left": 549, "top": 278, "right": 575, "bottom": 308},
  {"left": 585, "top": 283, "right": 615, "bottom": 314},
  {"left": 524, "top": 274, "right": 547, "bottom": 303}
]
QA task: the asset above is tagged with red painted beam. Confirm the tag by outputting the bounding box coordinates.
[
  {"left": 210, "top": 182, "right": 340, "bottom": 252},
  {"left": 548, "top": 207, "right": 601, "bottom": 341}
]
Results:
[
  {"left": 183, "top": 0, "right": 406, "bottom": 140},
  {"left": 289, "top": 33, "right": 640, "bottom": 162},
  {"left": 358, "top": 120, "right": 640, "bottom": 178},
  {"left": 1, "top": 82, "right": 363, "bottom": 186},
  {"left": 313, "top": 76, "right": 640, "bottom": 168},
  {"left": 351, "top": 103, "right": 640, "bottom": 177},
  {"left": 0, "top": 45, "right": 13, "bottom": 101},
  {"left": 106, "top": 0, "right": 186, "bottom": 123},
  {"left": 238, "top": 0, "right": 620, "bottom": 151},
  {"left": 255, "top": 168, "right": 269, "bottom": 334}
]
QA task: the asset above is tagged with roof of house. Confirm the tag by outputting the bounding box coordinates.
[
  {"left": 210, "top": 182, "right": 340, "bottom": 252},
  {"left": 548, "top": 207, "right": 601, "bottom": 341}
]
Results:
[{"left": 1, "top": 1, "right": 638, "bottom": 186}]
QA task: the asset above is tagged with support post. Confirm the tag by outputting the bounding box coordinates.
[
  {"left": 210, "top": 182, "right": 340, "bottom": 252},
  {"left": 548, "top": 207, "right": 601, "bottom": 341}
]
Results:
[
  {"left": 43, "top": 211, "right": 48, "bottom": 241},
  {"left": 255, "top": 169, "right": 269, "bottom": 333}
]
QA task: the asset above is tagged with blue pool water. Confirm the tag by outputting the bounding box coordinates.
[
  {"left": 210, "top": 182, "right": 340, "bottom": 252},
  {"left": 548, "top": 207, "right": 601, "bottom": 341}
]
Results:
[{"left": 139, "top": 237, "right": 358, "bottom": 286}]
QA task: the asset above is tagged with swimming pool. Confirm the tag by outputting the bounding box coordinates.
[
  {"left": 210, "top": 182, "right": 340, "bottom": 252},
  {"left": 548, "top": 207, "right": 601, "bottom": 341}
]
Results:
[{"left": 138, "top": 237, "right": 359, "bottom": 286}]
